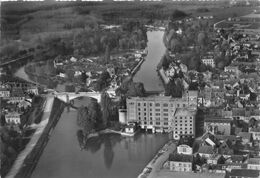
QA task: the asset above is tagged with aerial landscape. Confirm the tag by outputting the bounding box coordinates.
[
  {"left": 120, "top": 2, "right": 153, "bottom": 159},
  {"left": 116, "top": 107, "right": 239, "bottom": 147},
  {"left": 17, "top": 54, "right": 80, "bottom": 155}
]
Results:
[{"left": 0, "top": 0, "right": 260, "bottom": 178}]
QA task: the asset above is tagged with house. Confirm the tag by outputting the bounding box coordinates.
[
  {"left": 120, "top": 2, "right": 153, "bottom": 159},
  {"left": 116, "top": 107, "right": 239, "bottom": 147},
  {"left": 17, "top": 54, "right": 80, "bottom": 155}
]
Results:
[
  {"left": 8, "top": 87, "right": 25, "bottom": 104},
  {"left": 204, "top": 117, "right": 232, "bottom": 135},
  {"left": 249, "top": 127, "right": 260, "bottom": 141},
  {"left": 224, "top": 66, "right": 240, "bottom": 76},
  {"left": 5, "top": 112, "right": 21, "bottom": 125},
  {"left": 125, "top": 123, "right": 136, "bottom": 133},
  {"left": 0, "top": 89, "right": 10, "bottom": 98},
  {"left": 177, "top": 138, "right": 193, "bottom": 155},
  {"left": 198, "top": 145, "right": 215, "bottom": 158},
  {"left": 201, "top": 55, "right": 215, "bottom": 68},
  {"left": 70, "top": 56, "right": 78, "bottom": 62},
  {"left": 225, "top": 169, "right": 260, "bottom": 178},
  {"left": 237, "top": 132, "right": 252, "bottom": 145},
  {"left": 26, "top": 86, "right": 38, "bottom": 95},
  {"left": 247, "top": 158, "right": 260, "bottom": 170},
  {"left": 226, "top": 155, "right": 245, "bottom": 164},
  {"left": 168, "top": 153, "right": 193, "bottom": 172},
  {"left": 207, "top": 154, "right": 222, "bottom": 165},
  {"left": 58, "top": 72, "right": 67, "bottom": 78}
]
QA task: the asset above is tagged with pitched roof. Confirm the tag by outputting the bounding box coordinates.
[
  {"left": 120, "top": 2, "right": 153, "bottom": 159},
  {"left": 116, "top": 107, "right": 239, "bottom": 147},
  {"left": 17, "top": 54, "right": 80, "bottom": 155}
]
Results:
[
  {"left": 198, "top": 145, "right": 215, "bottom": 155},
  {"left": 238, "top": 132, "right": 252, "bottom": 140},
  {"left": 230, "top": 155, "right": 245, "bottom": 162},
  {"left": 169, "top": 153, "right": 193, "bottom": 162},
  {"left": 248, "top": 158, "right": 260, "bottom": 165},
  {"left": 204, "top": 117, "right": 232, "bottom": 123},
  {"left": 228, "top": 169, "right": 260, "bottom": 178}
]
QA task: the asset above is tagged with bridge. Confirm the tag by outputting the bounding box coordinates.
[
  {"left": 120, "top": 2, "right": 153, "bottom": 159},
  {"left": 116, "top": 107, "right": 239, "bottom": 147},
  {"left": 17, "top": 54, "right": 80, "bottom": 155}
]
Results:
[{"left": 55, "top": 92, "right": 101, "bottom": 103}]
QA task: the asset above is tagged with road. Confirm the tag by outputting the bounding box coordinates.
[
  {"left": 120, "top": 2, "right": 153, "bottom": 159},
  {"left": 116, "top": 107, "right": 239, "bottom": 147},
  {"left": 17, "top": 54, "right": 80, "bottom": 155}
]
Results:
[{"left": 5, "top": 96, "right": 54, "bottom": 178}]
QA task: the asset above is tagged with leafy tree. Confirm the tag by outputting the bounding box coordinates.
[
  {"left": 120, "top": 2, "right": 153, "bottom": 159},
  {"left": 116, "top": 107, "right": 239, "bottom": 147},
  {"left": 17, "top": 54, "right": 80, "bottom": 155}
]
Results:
[
  {"left": 77, "top": 106, "right": 95, "bottom": 135},
  {"left": 101, "top": 92, "right": 111, "bottom": 127}
]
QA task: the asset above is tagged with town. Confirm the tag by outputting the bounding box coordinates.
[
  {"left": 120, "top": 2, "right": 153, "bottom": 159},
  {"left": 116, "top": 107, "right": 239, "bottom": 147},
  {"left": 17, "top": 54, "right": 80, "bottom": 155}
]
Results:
[{"left": 0, "top": 1, "right": 260, "bottom": 178}]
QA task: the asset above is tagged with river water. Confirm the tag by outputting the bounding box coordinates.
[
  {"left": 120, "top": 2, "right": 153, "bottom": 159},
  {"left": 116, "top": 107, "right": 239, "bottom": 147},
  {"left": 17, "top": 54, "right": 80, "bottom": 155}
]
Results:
[
  {"left": 133, "top": 30, "right": 165, "bottom": 91},
  {"left": 15, "top": 31, "right": 168, "bottom": 178},
  {"left": 31, "top": 97, "right": 169, "bottom": 178}
]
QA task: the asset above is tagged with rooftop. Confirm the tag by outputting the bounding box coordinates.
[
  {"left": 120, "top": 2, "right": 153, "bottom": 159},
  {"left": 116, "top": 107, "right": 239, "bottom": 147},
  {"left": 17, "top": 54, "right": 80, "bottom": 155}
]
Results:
[
  {"left": 227, "top": 169, "right": 260, "bottom": 178},
  {"left": 168, "top": 153, "right": 193, "bottom": 162}
]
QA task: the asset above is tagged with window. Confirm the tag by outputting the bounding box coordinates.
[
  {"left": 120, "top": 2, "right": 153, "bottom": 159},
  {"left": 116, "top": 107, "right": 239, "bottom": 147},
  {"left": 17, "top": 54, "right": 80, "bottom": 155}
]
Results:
[
  {"left": 144, "top": 121, "right": 147, "bottom": 124},
  {"left": 164, "top": 122, "right": 168, "bottom": 125},
  {"left": 138, "top": 117, "right": 141, "bottom": 120},
  {"left": 138, "top": 108, "right": 141, "bottom": 111},
  {"left": 138, "top": 103, "right": 140, "bottom": 106},
  {"left": 164, "top": 118, "right": 168, "bottom": 121},
  {"left": 150, "top": 113, "right": 152, "bottom": 116},
  {"left": 144, "top": 108, "right": 146, "bottom": 111},
  {"left": 177, "top": 104, "right": 180, "bottom": 107},
  {"left": 144, "top": 113, "right": 146, "bottom": 116},
  {"left": 150, "top": 117, "right": 152, "bottom": 120},
  {"left": 180, "top": 117, "right": 182, "bottom": 119},
  {"left": 155, "top": 109, "right": 160, "bottom": 112},
  {"left": 163, "top": 113, "right": 168, "bottom": 116},
  {"left": 150, "top": 103, "right": 153, "bottom": 106},
  {"left": 163, "top": 109, "right": 168, "bottom": 112},
  {"left": 155, "top": 113, "right": 160, "bottom": 116},
  {"left": 163, "top": 103, "right": 168, "bottom": 107},
  {"left": 156, "top": 122, "right": 160, "bottom": 125},
  {"left": 138, "top": 112, "right": 141, "bottom": 115},
  {"left": 183, "top": 104, "right": 185, "bottom": 107},
  {"left": 155, "top": 103, "right": 160, "bottom": 107},
  {"left": 144, "top": 117, "right": 147, "bottom": 120},
  {"left": 144, "top": 103, "right": 146, "bottom": 106},
  {"left": 150, "top": 122, "right": 153, "bottom": 125}
]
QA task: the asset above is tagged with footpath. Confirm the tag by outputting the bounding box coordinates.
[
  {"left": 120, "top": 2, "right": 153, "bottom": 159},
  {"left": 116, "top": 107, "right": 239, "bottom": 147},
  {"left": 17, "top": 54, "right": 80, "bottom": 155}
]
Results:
[
  {"left": 138, "top": 140, "right": 176, "bottom": 178},
  {"left": 6, "top": 96, "right": 54, "bottom": 178}
]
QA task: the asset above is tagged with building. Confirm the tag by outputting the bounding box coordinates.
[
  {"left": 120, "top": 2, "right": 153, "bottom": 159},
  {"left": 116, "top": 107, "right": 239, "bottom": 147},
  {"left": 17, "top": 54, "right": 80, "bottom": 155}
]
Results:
[
  {"left": 177, "top": 138, "right": 193, "bottom": 155},
  {"left": 204, "top": 117, "right": 232, "bottom": 135},
  {"left": 201, "top": 55, "right": 215, "bottom": 68},
  {"left": 247, "top": 158, "right": 260, "bottom": 170},
  {"left": 225, "top": 169, "right": 260, "bottom": 178},
  {"left": 237, "top": 132, "right": 252, "bottom": 145},
  {"left": 8, "top": 87, "right": 25, "bottom": 104},
  {"left": 0, "top": 89, "right": 10, "bottom": 98},
  {"left": 126, "top": 91, "right": 197, "bottom": 137},
  {"left": 118, "top": 109, "right": 127, "bottom": 124},
  {"left": 224, "top": 66, "right": 240, "bottom": 76},
  {"left": 168, "top": 153, "right": 193, "bottom": 172},
  {"left": 5, "top": 112, "right": 21, "bottom": 125},
  {"left": 249, "top": 127, "right": 260, "bottom": 141},
  {"left": 198, "top": 145, "right": 215, "bottom": 158}
]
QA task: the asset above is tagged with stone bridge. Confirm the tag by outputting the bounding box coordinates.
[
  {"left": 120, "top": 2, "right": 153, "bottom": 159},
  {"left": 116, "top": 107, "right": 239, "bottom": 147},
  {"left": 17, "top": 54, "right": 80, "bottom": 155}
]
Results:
[{"left": 55, "top": 92, "right": 101, "bottom": 103}]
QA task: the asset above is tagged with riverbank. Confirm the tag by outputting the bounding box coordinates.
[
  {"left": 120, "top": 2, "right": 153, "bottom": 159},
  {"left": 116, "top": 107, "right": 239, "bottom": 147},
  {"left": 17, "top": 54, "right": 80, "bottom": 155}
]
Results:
[
  {"left": 5, "top": 97, "right": 65, "bottom": 178},
  {"left": 137, "top": 140, "right": 176, "bottom": 178}
]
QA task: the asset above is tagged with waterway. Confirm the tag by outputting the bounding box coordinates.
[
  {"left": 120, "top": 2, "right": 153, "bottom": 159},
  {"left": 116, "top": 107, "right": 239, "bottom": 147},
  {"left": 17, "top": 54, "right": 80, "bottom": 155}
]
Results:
[
  {"left": 14, "top": 31, "right": 169, "bottom": 178},
  {"left": 31, "top": 97, "right": 169, "bottom": 178},
  {"left": 133, "top": 31, "right": 165, "bottom": 91}
]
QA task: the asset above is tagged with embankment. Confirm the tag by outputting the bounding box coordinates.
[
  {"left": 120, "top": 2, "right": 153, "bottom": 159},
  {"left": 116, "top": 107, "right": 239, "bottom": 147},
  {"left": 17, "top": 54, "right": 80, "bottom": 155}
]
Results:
[{"left": 14, "top": 98, "right": 66, "bottom": 178}]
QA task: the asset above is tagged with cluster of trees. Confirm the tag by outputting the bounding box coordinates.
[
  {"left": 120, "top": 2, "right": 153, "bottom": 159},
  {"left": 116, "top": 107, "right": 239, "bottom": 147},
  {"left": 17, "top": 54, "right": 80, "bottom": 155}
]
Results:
[
  {"left": 165, "top": 78, "right": 183, "bottom": 98},
  {"left": 116, "top": 77, "right": 146, "bottom": 97},
  {"left": 77, "top": 99, "right": 102, "bottom": 136},
  {"left": 1, "top": 127, "right": 23, "bottom": 177}
]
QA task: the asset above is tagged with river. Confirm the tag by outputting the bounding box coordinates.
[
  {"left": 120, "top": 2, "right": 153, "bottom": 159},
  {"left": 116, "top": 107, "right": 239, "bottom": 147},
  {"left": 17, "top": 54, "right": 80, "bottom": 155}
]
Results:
[
  {"left": 133, "top": 31, "right": 165, "bottom": 91},
  {"left": 30, "top": 97, "right": 169, "bottom": 178},
  {"left": 14, "top": 31, "right": 168, "bottom": 178}
]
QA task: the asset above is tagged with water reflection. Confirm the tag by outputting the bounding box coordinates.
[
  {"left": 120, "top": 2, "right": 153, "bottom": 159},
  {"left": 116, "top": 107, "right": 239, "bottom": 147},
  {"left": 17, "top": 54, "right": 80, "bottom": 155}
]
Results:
[{"left": 77, "top": 130, "right": 122, "bottom": 169}]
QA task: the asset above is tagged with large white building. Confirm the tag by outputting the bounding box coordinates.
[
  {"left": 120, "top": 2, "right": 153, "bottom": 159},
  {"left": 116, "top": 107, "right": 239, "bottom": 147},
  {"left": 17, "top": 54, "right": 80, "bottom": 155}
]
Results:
[{"left": 126, "top": 91, "right": 197, "bottom": 138}]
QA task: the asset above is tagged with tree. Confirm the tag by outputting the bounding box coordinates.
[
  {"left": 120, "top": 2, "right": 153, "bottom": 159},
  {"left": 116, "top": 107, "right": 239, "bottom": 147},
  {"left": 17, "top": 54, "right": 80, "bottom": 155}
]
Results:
[
  {"left": 77, "top": 106, "right": 95, "bottom": 136},
  {"left": 101, "top": 92, "right": 111, "bottom": 128}
]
